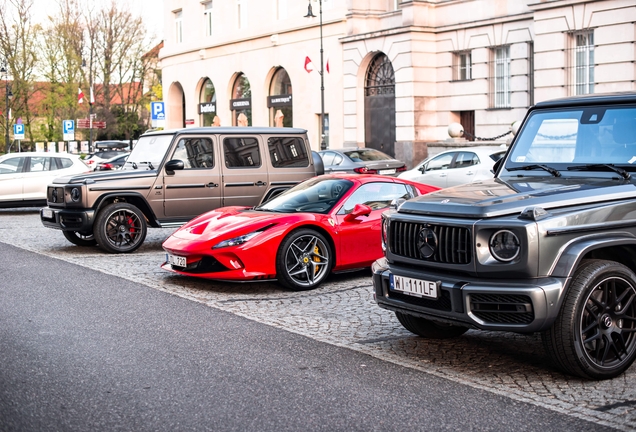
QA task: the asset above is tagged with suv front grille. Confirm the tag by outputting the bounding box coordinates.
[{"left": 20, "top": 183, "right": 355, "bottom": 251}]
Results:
[
  {"left": 469, "top": 294, "right": 534, "bottom": 325},
  {"left": 389, "top": 221, "right": 472, "bottom": 264}
]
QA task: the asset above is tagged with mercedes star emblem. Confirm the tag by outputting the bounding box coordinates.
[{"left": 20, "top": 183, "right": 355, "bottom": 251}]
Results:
[{"left": 417, "top": 227, "right": 438, "bottom": 258}]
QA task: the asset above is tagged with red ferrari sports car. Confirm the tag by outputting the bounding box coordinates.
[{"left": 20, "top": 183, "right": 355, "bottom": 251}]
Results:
[{"left": 162, "top": 173, "right": 439, "bottom": 290}]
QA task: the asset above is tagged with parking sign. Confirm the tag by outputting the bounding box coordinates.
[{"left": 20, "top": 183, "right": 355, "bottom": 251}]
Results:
[
  {"left": 151, "top": 102, "right": 165, "bottom": 127},
  {"left": 13, "top": 124, "right": 25, "bottom": 140},
  {"left": 63, "top": 120, "right": 75, "bottom": 141}
]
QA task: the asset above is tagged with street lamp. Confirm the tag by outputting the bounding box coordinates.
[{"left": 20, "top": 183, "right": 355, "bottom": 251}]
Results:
[
  {"left": 1, "top": 62, "right": 12, "bottom": 153},
  {"left": 81, "top": 58, "right": 94, "bottom": 153},
  {"left": 304, "top": 0, "right": 327, "bottom": 150}
]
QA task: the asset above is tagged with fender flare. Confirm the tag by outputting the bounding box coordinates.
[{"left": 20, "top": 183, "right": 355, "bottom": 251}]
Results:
[{"left": 93, "top": 192, "right": 161, "bottom": 227}]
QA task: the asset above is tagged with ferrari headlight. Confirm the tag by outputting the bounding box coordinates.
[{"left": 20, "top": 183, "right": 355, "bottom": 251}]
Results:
[
  {"left": 213, "top": 231, "right": 262, "bottom": 249},
  {"left": 489, "top": 230, "right": 520, "bottom": 262}
]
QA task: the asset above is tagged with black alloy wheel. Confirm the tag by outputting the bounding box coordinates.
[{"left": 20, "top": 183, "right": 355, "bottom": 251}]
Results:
[
  {"left": 276, "top": 229, "right": 332, "bottom": 291},
  {"left": 542, "top": 259, "right": 636, "bottom": 379},
  {"left": 93, "top": 202, "right": 147, "bottom": 253},
  {"left": 62, "top": 230, "right": 97, "bottom": 247}
]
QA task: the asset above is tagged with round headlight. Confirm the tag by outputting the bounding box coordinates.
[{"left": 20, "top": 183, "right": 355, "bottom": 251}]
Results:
[
  {"left": 489, "top": 230, "right": 520, "bottom": 262},
  {"left": 70, "top": 187, "right": 81, "bottom": 202}
]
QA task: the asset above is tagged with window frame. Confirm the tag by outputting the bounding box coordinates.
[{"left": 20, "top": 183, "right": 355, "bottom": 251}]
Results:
[
  {"left": 491, "top": 45, "right": 511, "bottom": 109},
  {"left": 452, "top": 51, "right": 472, "bottom": 81}
]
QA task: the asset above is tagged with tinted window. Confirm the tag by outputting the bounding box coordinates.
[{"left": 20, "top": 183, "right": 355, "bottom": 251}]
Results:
[
  {"left": 172, "top": 138, "right": 215, "bottom": 169},
  {"left": 268, "top": 137, "right": 309, "bottom": 168},
  {"left": 56, "top": 158, "right": 74, "bottom": 169},
  {"left": 224, "top": 137, "right": 261, "bottom": 168},
  {"left": 455, "top": 152, "right": 479, "bottom": 168},
  {"left": 426, "top": 153, "right": 454, "bottom": 171},
  {"left": 0, "top": 156, "right": 25, "bottom": 174},
  {"left": 339, "top": 182, "right": 413, "bottom": 214}
]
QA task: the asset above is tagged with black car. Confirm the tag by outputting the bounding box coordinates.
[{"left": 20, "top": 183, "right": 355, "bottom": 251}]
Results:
[
  {"left": 318, "top": 148, "right": 406, "bottom": 176},
  {"left": 93, "top": 152, "right": 130, "bottom": 171}
]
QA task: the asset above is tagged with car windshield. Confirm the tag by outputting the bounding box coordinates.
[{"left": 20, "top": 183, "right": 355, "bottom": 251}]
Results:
[
  {"left": 123, "top": 134, "right": 174, "bottom": 170},
  {"left": 505, "top": 106, "right": 636, "bottom": 175},
  {"left": 343, "top": 149, "right": 392, "bottom": 162},
  {"left": 256, "top": 177, "right": 354, "bottom": 214}
]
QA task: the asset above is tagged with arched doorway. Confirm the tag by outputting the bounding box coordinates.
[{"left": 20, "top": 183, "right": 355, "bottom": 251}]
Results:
[
  {"left": 167, "top": 82, "right": 185, "bottom": 129},
  {"left": 230, "top": 73, "right": 252, "bottom": 126},
  {"left": 268, "top": 67, "right": 293, "bottom": 127},
  {"left": 199, "top": 78, "right": 218, "bottom": 126},
  {"left": 364, "top": 53, "right": 396, "bottom": 156}
]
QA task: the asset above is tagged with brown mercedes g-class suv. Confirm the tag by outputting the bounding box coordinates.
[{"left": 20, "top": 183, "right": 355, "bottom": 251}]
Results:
[{"left": 40, "top": 127, "right": 320, "bottom": 253}]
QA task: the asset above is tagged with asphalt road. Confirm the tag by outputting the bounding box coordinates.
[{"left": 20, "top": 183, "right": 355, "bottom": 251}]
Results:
[{"left": 0, "top": 241, "right": 617, "bottom": 432}]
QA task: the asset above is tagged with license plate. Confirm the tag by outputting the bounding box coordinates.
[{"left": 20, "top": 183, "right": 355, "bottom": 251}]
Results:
[
  {"left": 390, "top": 274, "right": 439, "bottom": 299},
  {"left": 166, "top": 253, "right": 187, "bottom": 267},
  {"left": 379, "top": 169, "right": 396, "bottom": 175},
  {"left": 42, "top": 208, "right": 53, "bottom": 218}
]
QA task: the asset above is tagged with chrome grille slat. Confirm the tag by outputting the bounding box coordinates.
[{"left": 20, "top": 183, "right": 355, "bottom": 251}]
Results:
[{"left": 390, "top": 221, "right": 472, "bottom": 265}]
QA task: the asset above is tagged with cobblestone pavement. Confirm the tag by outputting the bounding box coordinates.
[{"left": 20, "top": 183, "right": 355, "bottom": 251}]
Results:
[{"left": 2, "top": 209, "right": 635, "bottom": 430}]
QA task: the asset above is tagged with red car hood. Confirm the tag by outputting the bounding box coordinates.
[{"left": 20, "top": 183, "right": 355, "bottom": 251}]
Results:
[{"left": 170, "top": 206, "right": 317, "bottom": 241}]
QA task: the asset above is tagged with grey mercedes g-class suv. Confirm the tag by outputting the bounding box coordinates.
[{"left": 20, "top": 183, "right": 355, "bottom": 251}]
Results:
[
  {"left": 373, "top": 92, "right": 636, "bottom": 379},
  {"left": 41, "top": 127, "right": 320, "bottom": 253}
]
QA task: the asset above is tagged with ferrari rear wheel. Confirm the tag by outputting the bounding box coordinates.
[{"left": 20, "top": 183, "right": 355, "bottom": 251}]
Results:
[{"left": 276, "top": 229, "right": 332, "bottom": 291}]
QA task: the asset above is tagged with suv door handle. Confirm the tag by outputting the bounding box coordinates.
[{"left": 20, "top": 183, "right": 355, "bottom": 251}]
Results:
[
  {"left": 256, "top": 181, "right": 267, "bottom": 186},
  {"left": 207, "top": 182, "right": 218, "bottom": 188}
]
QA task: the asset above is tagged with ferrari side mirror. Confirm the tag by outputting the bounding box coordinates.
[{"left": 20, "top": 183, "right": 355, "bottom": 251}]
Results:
[{"left": 344, "top": 203, "right": 372, "bottom": 222}]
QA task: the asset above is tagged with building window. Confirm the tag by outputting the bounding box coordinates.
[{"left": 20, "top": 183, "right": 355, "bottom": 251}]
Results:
[
  {"left": 199, "top": 78, "right": 217, "bottom": 126},
  {"left": 231, "top": 73, "right": 252, "bottom": 126},
  {"left": 573, "top": 30, "right": 594, "bottom": 95},
  {"left": 276, "top": 0, "right": 287, "bottom": 20},
  {"left": 237, "top": 0, "right": 247, "bottom": 29},
  {"left": 174, "top": 10, "right": 183, "bottom": 43},
  {"left": 490, "top": 46, "right": 510, "bottom": 109},
  {"left": 268, "top": 67, "right": 293, "bottom": 127},
  {"left": 452, "top": 51, "right": 471, "bottom": 81},
  {"left": 203, "top": 1, "right": 213, "bottom": 36}
]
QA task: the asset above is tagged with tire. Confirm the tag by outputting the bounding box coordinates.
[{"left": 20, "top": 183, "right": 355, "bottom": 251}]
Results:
[
  {"left": 93, "top": 202, "right": 147, "bottom": 253},
  {"left": 276, "top": 229, "right": 332, "bottom": 291},
  {"left": 62, "top": 231, "right": 97, "bottom": 247},
  {"left": 541, "top": 259, "right": 636, "bottom": 379},
  {"left": 396, "top": 312, "right": 468, "bottom": 339}
]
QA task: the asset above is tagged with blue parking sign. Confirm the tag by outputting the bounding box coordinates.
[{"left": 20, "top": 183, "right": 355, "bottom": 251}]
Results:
[
  {"left": 63, "top": 120, "right": 74, "bottom": 140},
  {"left": 13, "top": 124, "right": 24, "bottom": 140},
  {"left": 151, "top": 102, "right": 165, "bottom": 120}
]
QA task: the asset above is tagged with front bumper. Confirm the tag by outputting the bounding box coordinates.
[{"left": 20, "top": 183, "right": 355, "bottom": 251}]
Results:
[
  {"left": 372, "top": 258, "right": 568, "bottom": 333},
  {"left": 40, "top": 207, "right": 95, "bottom": 233}
]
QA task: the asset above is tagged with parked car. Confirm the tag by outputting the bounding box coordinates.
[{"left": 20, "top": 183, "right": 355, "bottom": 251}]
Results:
[
  {"left": 93, "top": 153, "right": 130, "bottom": 171},
  {"left": 318, "top": 148, "right": 407, "bottom": 176},
  {"left": 373, "top": 91, "right": 636, "bottom": 380},
  {"left": 0, "top": 152, "right": 90, "bottom": 208},
  {"left": 41, "top": 127, "right": 320, "bottom": 253},
  {"left": 83, "top": 141, "right": 129, "bottom": 170},
  {"left": 398, "top": 146, "right": 507, "bottom": 188},
  {"left": 162, "top": 173, "right": 439, "bottom": 290}
]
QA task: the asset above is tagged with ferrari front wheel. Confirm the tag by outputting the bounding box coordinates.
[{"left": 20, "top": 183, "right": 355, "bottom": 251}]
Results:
[{"left": 276, "top": 229, "right": 332, "bottom": 291}]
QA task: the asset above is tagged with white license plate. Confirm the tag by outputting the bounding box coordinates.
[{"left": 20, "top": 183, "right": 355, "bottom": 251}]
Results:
[
  {"left": 390, "top": 274, "right": 438, "bottom": 299},
  {"left": 379, "top": 169, "right": 396, "bottom": 175},
  {"left": 166, "top": 253, "right": 187, "bottom": 267},
  {"left": 42, "top": 208, "right": 53, "bottom": 218}
]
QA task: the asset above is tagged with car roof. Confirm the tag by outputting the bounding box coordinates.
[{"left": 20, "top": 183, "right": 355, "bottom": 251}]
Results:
[
  {"left": 142, "top": 127, "right": 308, "bottom": 136},
  {"left": 0, "top": 152, "right": 82, "bottom": 160},
  {"left": 532, "top": 91, "right": 636, "bottom": 109}
]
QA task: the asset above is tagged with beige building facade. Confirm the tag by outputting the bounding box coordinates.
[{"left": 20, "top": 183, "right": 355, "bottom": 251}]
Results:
[{"left": 160, "top": 0, "right": 636, "bottom": 166}]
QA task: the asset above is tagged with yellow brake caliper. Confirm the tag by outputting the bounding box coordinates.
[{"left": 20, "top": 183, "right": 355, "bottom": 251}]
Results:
[{"left": 312, "top": 245, "right": 321, "bottom": 274}]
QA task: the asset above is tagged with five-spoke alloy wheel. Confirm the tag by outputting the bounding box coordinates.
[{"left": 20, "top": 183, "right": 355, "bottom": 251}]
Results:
[
  {"left": 94, "top": 202, "right": 147, "bottom": 253},
  {"left": 276, "top": 229, "right": 332, "bottom": 291},
  {"left": 542, "top": 259, "right": 636, "bottom": 379}
]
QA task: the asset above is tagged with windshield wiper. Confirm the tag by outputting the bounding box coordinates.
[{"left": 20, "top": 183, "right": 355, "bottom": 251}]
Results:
[
  {"left": 567, "top": 164, "right": 631, "bottom": 180},
  {"left": 508, "top": 164, "right": 561, "bottom": 177}
]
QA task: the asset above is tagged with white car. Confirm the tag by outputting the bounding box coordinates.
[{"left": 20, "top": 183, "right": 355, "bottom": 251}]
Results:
[
  {"left": 0, "top": 152, "right": 90, "bottom": 208},
  {"left": 398, "top": 145, "right": 507, "bottom": 188}
]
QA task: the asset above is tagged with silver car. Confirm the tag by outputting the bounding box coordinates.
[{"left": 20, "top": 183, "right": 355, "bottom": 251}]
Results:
[
  {"left": 318, "top": 148, "right": 406, "bottom": 176},
  {"left": 398, "top": 145, "right": 507, "bottom": 188}
]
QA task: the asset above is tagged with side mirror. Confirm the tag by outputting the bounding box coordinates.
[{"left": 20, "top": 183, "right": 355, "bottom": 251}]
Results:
[
  {"left": 418, "top": 164, "right": 426, "bottom": 173},
  {"left": 165, "top": 159, "right": 184, "bottom": 175},
  {"left": 344, "top": 203, "right": 372, "bottom": 222},
  {"left": 312, "top": 151, "right": 325, "bottom": 176}
]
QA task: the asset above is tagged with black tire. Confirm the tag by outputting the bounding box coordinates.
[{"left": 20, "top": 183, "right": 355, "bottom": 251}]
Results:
[
  {"left": 396, "top": 311, "right": 468, "bottom": 339},
  {"left": 541, "top": 259, "right": 636, "bottom": 379},
  {"left": 276, "top": 229, "right": 332, "bottom": 291},
  {"left": 93, "top": 202, "right": 147, "bottom": 253},
  {"left": 62, "top": 231, "right": 97, "bottom": 247}
]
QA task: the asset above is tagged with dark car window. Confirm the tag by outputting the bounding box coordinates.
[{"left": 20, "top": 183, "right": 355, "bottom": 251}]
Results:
[
  {"left": 257, "top": 177, "right": 354, "bottom": 214},
  {"left": 455, "top": 152, "right": 479, "bottom": 169},
  {"left": 224, "top": 137, "right": 261, "bottom": 168},
  {"left": 343, "top": 149, "right": 392, "bottom": 161},
  {"left": 338, "top": 182, "right": 413, "bottom": 214},
  {"left": 268, "top": 137, "right": 309, "bottom": 168},
  {"left": 56, "top": 157, "right": 74, "bottom": 169},
  {"left": 426, "top": 153, "right": 454, "bottom": 171},
  {"left": 0, "top": 156, "right": 25, "bottom": 174},
  {"left": 172, "top": 138, "right": 215, "bottom": 169}
]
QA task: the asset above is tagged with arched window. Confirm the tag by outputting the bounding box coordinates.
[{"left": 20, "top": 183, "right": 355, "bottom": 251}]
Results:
[
  {"left": 198, "top": 78, "right": 217, "bottom": 126},
  {"left": 268, "top": 67, "right": 293, "bottom": 127},
  {"left": 230, "top": 73, "right": 252, "bottom": 126}
]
